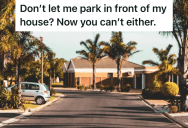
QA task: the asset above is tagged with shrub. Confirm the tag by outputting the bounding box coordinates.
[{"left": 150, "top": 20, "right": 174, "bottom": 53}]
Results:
[
  {"left": 121, "top": 84, "right": 131, "bottom": 92},
  {"left": 161, "top": 82, "right": 179, "bottom": 97},
  {"left": 10, "top": 87, "right": 21, "bottom": 109},
  {"left": 142, "top": 88, "right": 152, "bottom": 99},
  {"left": 151, "top": 80, "right": 162, "bottom": 92},
  {"left": 84, "top": 85, "right": 89, "bottom": 90},
  {"left": 24, "top": 101, "right": 32, "bottom": 104},
  {"left": 77, "top": 85, "right": 81, "bottom": 90},
  {"left": 105, "top": 85, "right": 116, "bottom": 92},
  {"left": 80, "top": 85, "right": 84, "bottom": 90},
  {"left": 169, "top": 106, "right": 178, "bottom": 113},
  {"left": 0, "top": 85, "right": 26, "bottom": 110},
  {"left": 99, "top": 85, "right": 105, "bottom": 92},
  {"left": 50, "top": 88, "right": 55, "bottom": 96},
  {"left": 125, "top": 84, "right": 131, "bottom": 92},
  {"left": 142, "top": 87, "right": 165, "bottom": 99}
]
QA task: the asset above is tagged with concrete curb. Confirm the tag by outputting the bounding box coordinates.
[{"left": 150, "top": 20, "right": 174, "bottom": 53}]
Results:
[
  {"left": 139, "top": 95, "right": 186, "bottom": 128},
  {"left": 0, "top": 95, "right": 63, "bottom": 128}
]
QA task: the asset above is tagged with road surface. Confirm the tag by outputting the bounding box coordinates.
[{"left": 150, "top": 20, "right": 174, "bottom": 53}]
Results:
[{"left": 4, "top": 89, "right": 179, "bottom": 128}]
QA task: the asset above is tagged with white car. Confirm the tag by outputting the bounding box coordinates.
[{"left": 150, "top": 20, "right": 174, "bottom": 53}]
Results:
[{"left": 8, "top": 82, "right": 50, "bottom": 105}]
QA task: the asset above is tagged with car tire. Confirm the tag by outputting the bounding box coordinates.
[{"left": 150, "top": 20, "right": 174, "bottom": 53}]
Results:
[{"left": 36, "top": 97, "right": 45, "bottom": 105}]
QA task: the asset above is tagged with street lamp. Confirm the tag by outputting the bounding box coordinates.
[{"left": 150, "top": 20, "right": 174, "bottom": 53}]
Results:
[{"left": 40, "top": 36, "right": 44, "bottom": 84}]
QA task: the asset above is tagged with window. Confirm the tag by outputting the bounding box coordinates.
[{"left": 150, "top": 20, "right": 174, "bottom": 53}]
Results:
[
  {"left": 108, "top": 73, "right": 113, "bottom": 77},
  {"left": 29, "top": 84, "right": 39, "bottom": 90},
  {"left": 44, "top": 85, "right": 49, "bottom": 91},
  {"left": 21, "top": 84, "right": 29, "bottom": 90}
]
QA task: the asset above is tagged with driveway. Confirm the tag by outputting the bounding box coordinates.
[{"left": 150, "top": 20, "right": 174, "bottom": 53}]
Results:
[{"left": 4, "top": 89, "right": 179, "bottom": 128}]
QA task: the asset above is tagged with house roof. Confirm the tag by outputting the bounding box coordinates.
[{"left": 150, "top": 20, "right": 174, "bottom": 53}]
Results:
[
  {"left": 64, "top": 62, "right": 69, "bottom": 68},
  {"left": 71, "top": 56, "right": 145, "bottom": 69}
]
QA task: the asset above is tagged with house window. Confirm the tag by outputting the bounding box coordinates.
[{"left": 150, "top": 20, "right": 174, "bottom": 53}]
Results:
[{"left": 108, "top": 73, "right": 113, "bottom": 77}]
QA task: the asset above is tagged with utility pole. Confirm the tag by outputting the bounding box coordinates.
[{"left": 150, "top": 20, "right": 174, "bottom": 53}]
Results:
[
  {"left": 40, "top": 36, "right": 44, "bottom": 84},
  {"left": 54, "top": 60, "right": 56, "bottom": 83}
]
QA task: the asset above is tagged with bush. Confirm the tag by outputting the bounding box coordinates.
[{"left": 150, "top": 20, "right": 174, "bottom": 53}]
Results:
[
  {"left": 24, "top": 101, "right": 32, "bottom": 104},
  {"left": 77, "top": 85, "right": 81, "bottom": 90},
  {"left": 169, "top": 106, "right": 178, "bottom": 113},
  {"left": 151, "top": 80, "right": 162, "bottom": 92},
  {"left": 121, "top": 84, "right": 131, "bottom": 92},
  {"left": 84, "top": 85, "right": 89, "bottom": 90},
  {"left": 142, "top": 88, "right": 152, "bottom": 99},
  {"left": 142, "top": 88, "right": 165, "bottom": 99},
  {"left": 50, "top": 88, "right": 55, "bottom": 96},
  {"left": 161, "top": 82, "right": 179, "bottom": 97},
  {"left": 99, "top": 85, "right": 105, "bottom": 92},
  {"left": 0, "top": 86, "right": 25, "bottom": 110},
  {"left": 105, "top": 85, "right": 116, "bottom": 92},
  {"left": 80, "top": 85, "right": 84, "bottom": 90}
]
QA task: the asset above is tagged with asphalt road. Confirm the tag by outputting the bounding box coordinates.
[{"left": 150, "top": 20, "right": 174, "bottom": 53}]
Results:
[{"left": 4, "top": 89, "right": 179, "bottom": 128}]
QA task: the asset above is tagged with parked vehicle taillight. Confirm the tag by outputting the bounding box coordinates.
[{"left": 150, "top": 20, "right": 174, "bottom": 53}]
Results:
[{"left": 44, "top": 91, "right": 48, "bottom": 94}]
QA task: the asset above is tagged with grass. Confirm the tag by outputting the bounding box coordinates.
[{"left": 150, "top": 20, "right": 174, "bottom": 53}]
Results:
[
  {"left": 55, "top": 93, "right": 62, "bottom": 95},
  {"left": 50, "top": 96, "right": 57, "bottom": 101},
  {"left": 52, "top": 82, "right": 63, "bottom": 86},
  {"left": 25, "top": 96, "right": 58, "bottom": 109}
]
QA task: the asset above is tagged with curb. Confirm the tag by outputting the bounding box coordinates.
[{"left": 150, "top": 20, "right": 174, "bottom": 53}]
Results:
[
  {"left": 0, "top": 96, "right": 63, "bottom": 128},
  {"left": 139, "top": 96, "right": 186, "bottom": 128}
]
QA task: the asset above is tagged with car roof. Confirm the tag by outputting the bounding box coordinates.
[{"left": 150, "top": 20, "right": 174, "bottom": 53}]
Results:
[{"left": 21, "top": 82, "right": 44, "bottom": 86}]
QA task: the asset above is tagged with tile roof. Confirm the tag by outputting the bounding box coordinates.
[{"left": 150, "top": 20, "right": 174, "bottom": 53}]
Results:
[{"left": 71, "top": 56, "right": 145, "bottom": 69}]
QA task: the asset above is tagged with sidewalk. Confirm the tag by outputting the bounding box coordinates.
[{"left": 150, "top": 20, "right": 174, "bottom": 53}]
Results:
[{"left": 140, "top": 96, "right": 188, "bottom": 127}]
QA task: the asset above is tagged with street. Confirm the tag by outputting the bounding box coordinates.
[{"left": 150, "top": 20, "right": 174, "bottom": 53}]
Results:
[{"left": 4, "top": 89, "right": 179, "bottom": 128}]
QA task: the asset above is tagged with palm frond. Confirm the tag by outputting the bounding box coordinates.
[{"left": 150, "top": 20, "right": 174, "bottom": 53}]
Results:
[{"left": 142, "top": 60, "right": 159, "bottom": 66}]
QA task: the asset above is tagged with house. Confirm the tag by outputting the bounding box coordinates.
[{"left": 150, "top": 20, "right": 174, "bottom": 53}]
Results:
[{"left": 63, "top": 56, "right": 179, "bottom": 89}]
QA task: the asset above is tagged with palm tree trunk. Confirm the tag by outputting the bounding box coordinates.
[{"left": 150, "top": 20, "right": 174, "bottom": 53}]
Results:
[
  {"left": 93, "top": 63, "right": 96, "bottom": 90},
  {"left": 49, "top": 73, "right": 52, "bottom": 90},
  {"left": 168, "top": 72, "right": 171, "bottom": 82},
  {"left": 178, "top": 30, "right": 188, "bottom": 111},
  {"left": 16, "top": 62, "right": 21, "bottom": 100},
  {"left": 117, "top": 59, "right": 121, "bottom": 91}
]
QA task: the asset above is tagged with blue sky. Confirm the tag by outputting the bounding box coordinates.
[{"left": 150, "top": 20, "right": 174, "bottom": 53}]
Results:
[{"left": 32, "top": 31, "right": 178, "bottom": 65}]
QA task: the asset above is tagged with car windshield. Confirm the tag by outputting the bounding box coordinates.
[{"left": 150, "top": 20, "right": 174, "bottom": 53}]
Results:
[{"left": 44, "top": 84, "right": 49, "bottom": 91}]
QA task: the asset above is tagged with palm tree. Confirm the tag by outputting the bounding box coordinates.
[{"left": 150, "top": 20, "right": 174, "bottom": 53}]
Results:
[
  {"left": 0, "top": 0, "right": 15, "bottom": 30},
  {"left": 143, "top": 44, "right": 176, "bottom": 66},
  {"left": 76, "top": 34, "right": 105, "bottom": 90},
  {"left": 100, "top": 31, "right": 139, "bottom": 91},
  {"left": 11, "top": 32, "right": 39, "bottom": 100},
  {"left": 160, "top": 0, "right": 188, "bottom": 111},
  {"left": 155, "top": 59, "right": 180, "bottom": 82},
  {"left": 142, "top": 44, "right": 179, "bottom": 82}
]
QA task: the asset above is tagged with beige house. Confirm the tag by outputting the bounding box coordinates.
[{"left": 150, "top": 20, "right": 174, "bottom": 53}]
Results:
[{"left": 63, "top": 57, "right": 179, "bottom": 89}]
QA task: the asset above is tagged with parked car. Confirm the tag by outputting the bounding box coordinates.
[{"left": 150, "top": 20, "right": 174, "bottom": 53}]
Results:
[{"left": 8, "top": 82, "right": 50, "bottom": 105}]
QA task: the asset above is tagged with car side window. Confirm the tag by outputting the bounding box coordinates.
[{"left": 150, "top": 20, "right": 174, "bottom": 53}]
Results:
[
  {"left": 29, "top": 84, "right": 39, "bottom": 90},
  {"left": 21, "top": 84, "right": 29, "bottom": 90}
]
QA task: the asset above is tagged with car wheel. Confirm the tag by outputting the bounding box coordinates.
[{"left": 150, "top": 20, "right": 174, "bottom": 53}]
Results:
[{"left": 36, "top": 97, "right": 44, "bottom": 105}]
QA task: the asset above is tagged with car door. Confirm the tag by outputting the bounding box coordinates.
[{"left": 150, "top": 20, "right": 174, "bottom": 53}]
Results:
[
  {"left": 27, "top": 84, "right": 40, "bottom": 101},
  {"left": 21, "top": 83, "right": 29, "bottom": 100}
]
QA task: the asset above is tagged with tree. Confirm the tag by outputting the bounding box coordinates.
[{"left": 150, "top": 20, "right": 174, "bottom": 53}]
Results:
[
  {"left": 155, "top": 59, "right": 180, "bottom": 82},
  {"left": 10, "top": 31, "right": 38, "bottom": 100},
  {"left": 76, "top": 34, "right": 105, "bottom": 90},
  {"left": 143, "top": 44, "right": 179, "bottom": 82},
  {"left": 43, "top": 51, "right": 56, "bottom": 90},
  {"left": 54, "top": 58, "right": 67, "bottom": 81},
  {"left": 101, "top": 31, "right": 139, "bottom": 91},
  {"left": 0, "top": 0, "right": 15, "bottom": 30},
  {"left": 160, "top": 0, "right": 188, "bottom": 110}
]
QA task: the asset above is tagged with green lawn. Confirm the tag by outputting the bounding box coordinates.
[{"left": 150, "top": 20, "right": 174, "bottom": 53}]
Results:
[
  {"left": 25, "top": 96, "right": 58, "bottom": 109},
  {"left": 52, "top": 82, "right": 63, "bottom": 86}
]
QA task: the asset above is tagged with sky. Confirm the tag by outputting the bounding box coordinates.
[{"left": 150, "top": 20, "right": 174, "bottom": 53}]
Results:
[{"left": 32, "top": 31, "right": 179, "bottom": 65}]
